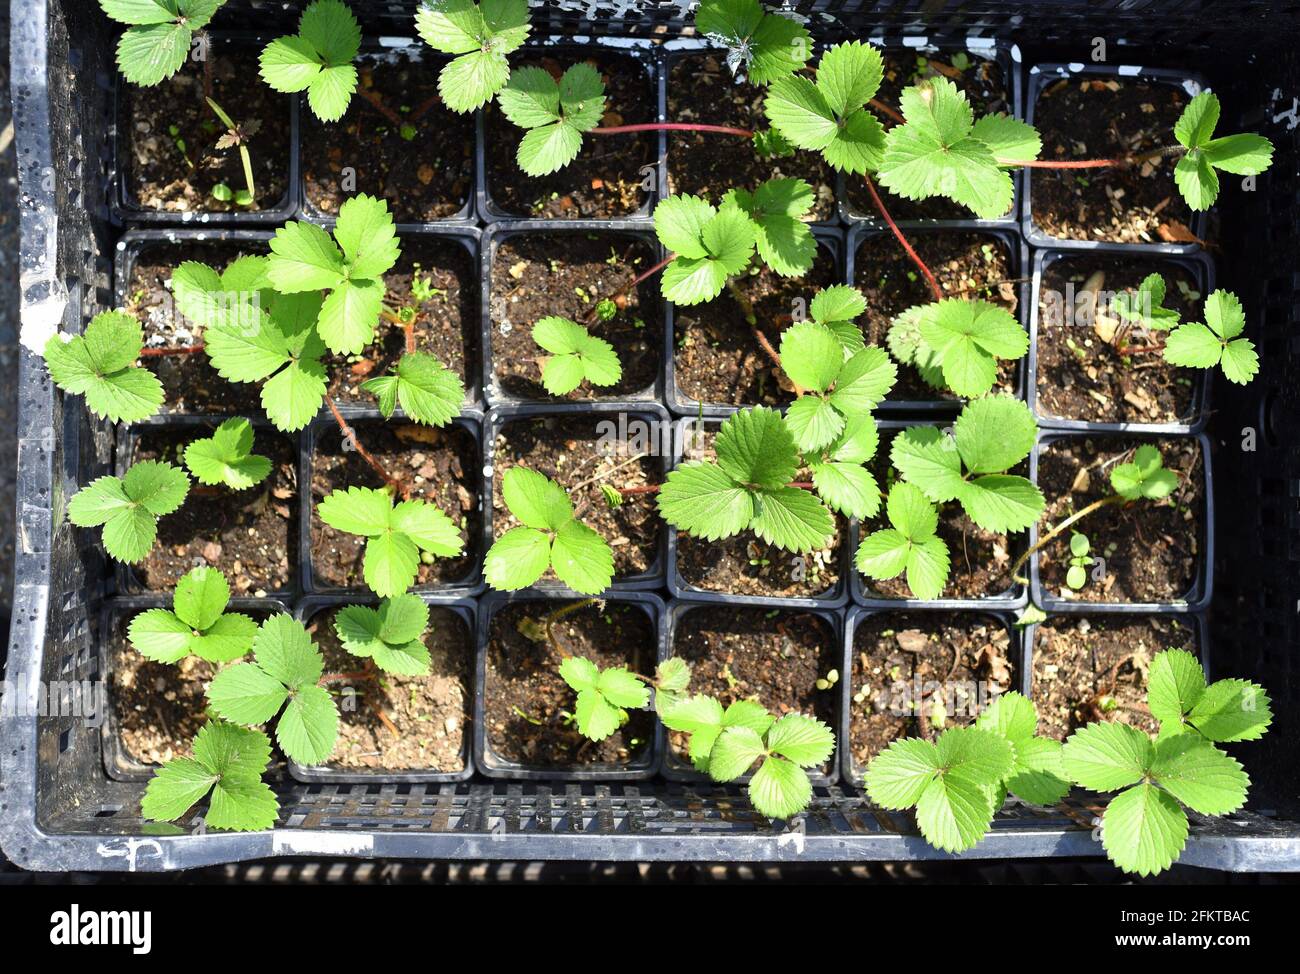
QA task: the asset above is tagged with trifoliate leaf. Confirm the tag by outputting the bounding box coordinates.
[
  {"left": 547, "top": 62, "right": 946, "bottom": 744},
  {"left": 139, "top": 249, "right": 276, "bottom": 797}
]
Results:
[
  {"left": 43, "top": 311, "right": 163, "bottom": 424},
  {"left": 765, "top": 713, "right": 834, "bottom": 767},
  {"left": 879, "top": 77, "right": 1014, "bottom": 219},
  {"left": 67, "top": 461, "right": 190, "bottom": 564},
  {"left": 259, "top": 0, "right": 361, "bottom": 122},
  {"left": 764, "top": 41, "right": 886, "bottom": 173},
  {"left": 503, "top": 62, "right": 606, "bottom": 176},
  {"left": 856, "top": 481, "right": 949, "bottom": 600},
  {"left": 1113, "top": 273, "right": 1180, "bottom": 332},
  {"left": 1172, "top": 92, "right": 1274, "bottom": 211},
  {"left": 918, "top": 299, "right": 1028, "bottom": 398},
  {"left": 1109, "top": 444, "right": 1179, "bottom": 501},
  {"left": 417, "top": 0, "right": 529, "bottom": 113},
  {"left": 142, "top": 722, "right": 276, "bottom": 831},
  {"left": 974, "top": 692, "right": 1071, "bottom": 805},
  {"left": 809, "top": 461, "right": 880, "bottom": 519},
  {"left": 334, "top": 595, "right": 431, "bottom": 676},
  {"left": 532, "top": 316, "right": 623, "bottom": 394},
  {"left": 184, "top": 417, "right": 272, "bottom": 489},
  {"left": 696, "top": 0, "right": 812, "bottom": 85},
  {"left": 318, "top": 486, "right": 464, "bottom": 597},
  {"left": 890, "top": 425, "right": 965, "bottom": 503},
  {"left": 362, "top": 352, "right": 465, "bottom": 426},
  {"left": 104, "top": 0, "right": 222, "bottom": 86},
  {"left": 1163, "top": 289, "right": 1258, "bottom": 384},
  {"left": 659, "top": 200, "right": 758, "bottom": 305}
]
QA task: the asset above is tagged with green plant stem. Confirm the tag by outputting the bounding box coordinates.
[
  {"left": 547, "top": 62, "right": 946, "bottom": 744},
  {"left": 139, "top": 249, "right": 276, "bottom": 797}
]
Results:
[
  {"left": 326, "top": 397, "right": 409, "bottom": 500},
  {"left": 541, "top": 598, "right": 600, "bottom": 659},
  {"left": 1008, "top": 494, "right": 1127, "bottom": 583},
  {"left": 862, "top": 174, "right": 944, "bottom": 303}
]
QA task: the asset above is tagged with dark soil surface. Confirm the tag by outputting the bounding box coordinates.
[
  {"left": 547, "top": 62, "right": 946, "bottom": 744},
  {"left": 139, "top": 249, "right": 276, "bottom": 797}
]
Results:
[
  {"left": 121, "top": 44, "right": 290, "bottom": 214},
  {"left": 667, "top": 605, "right": 839, "bottom": 774},
  {"left": 310, "top": 606, "right": 470, "bottom": 772},
  {"left": 1035, "top": 256, "right": 1203, "bottom": 425},
  {"left": 130, "top": 427, "right": 296, "bottom": 594},
  {"left": 854, "top": 230, "right": 1021, "bottom": 401},
  {"left": 326, "top": 236, "right": 477, "bottom": 404},
  {"left": 864, "top": 430, "right": 1022, "bottom": 601},
  {"left": 489, "top": 233, "right": 661, "bottom": 401},
  {"left": 673, "top": 427, "right": 844, "bottom": 598},
  {"left": 847, "top": 49, "right": 1014, "bottom": 221},
  {"left": 666, "top": 54, "right": 836, "bottom": 221},
  {"left": 491, "top": 414, "right": 660, "bottom": 581},
  {"left": 1031, "top": 614, "right": 1200, "bottom": 740},
  {"left": 484, "top": 53, "right": 655, "bottom": 218},
  {"left": 1031, "top": 78, "right": 1195, "bottom": 244},
  {"left": 125, "top": 240, "right": 267, "bottom": 415},
  {"left": 310, "top": 420, "right": 480, "bottom": 588},
  {"left": 848, "top": 612, "right": 1016, "bottom": 773},
  {"left": 484, "top": 600, "right": 656, "bottom": 768},
  {"left": 1036, "top": 436, "right": 1204, "bottom": 603},
  {"left": 302, "top": 53, "right": 473, "bottom": 221},
  {"left": 674, "top": 239, "right": 837, "bottom": 407},
  {"left": 109, "top": 605, "right": 277, "bottom": 767}
]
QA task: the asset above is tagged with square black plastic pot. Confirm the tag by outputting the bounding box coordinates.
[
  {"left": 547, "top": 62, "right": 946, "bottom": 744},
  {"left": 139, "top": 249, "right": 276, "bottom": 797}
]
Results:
[
  {"left": 839, "top": 604, "right": 1019, "bottom": 783},
  {"left": 656, "top": 43, "right": 840, "bottom": 229},
  {"left": 1019, "top": 610, "right": 1211, "bottom": 711},
  {"left": 1029, "top": 429, "right": 1215, "bottom": 613},
  {"left": 476, "top": 38, "right": 660, "bottom": 224},
  {"left": 666, "top": 225, "right": 844, "bottom": 417},
  {"left": 301, "top": 407, "right": 487, "bottom": 598},
  {"left": 113, "top": 415, "right": 305, "bottom": 601},
  {"left": 483, "top": 402, "right": 670, "bottom": 592},
  {"left": 284, "top": 593, "right": 477, "bottom": 784},
  {"left": 473, "top": 588, "right": 666, "bottom": 781},
  {"left": 850, "top": 418, "right": 1029, "bottom": 611},
  {"left": 838, "top": 36, "right": 1024, "bottom": 229},
  {"left": 845, "top": 222, "right": 1031, "bottom": 415},
  {"left": 480, "top": 221, "right": 664, "bottom": 407},
  {"left": 100, "top": 596, "right": 292, "bottom": 782},
  {"left": 113, "top": 33, "right": 299, "bottom": 226},
  {"left": 664, "top": 415, "right": 851, "bottom": 609},
  {"left": 1022, "top": 62, "right": 1210, "bottom": 254},
  {"left": 297, "top": 40, "right": 476, "bottom": 228},
  {"left": 1027, "top": 245, "right": 1216, "bottom": 434},
  {"left": 660, "top": 597, "right": 843, "bottom": 785}
]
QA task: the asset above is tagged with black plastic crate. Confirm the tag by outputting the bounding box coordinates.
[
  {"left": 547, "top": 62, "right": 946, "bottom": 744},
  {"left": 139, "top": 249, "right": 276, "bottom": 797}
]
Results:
[{"left": 3, "top": 0, "right": 1300, "bottom": 873}]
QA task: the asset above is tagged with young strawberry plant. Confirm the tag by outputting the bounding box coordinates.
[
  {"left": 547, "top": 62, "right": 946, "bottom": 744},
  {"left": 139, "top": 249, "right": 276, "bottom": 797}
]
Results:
[
  {"left": 1171, "top": 91, "right": 1275, "bottom": 211},
  {"left": 205, "top": 97, "right": 259, "bottom": 206},
  {"left": 42, "top": 310, "right": 164, "bottom": 424},
  {"left": 498, "top": 62, "right": 606, "bottom": 176},
  {"left": 99, "top": 0, "right": 228, "bottom": 87},
  {"left": 1061, "top": 649, "right": 1272, "bottom": 875},
  {"left": 184, "top": 417, "right": 271, "bottom": 490},
  {"left": 864, "top": 692, "right": 1069, "bottom": 853},
  {"left": 361, "top": 352, "right": 465, "bottom": 426},
  {"left": 67, "top": 460, "right": 190, "bottom": 564},
  {"left": 1065, "top": 532, "right": 1095, "bottom": 590},
  {"left": 485, "top": 467, "right": 615, "bottom": 595},
  {"left": 205, "top": 613, "right": 340, "bottom": 765},
  {"left": 530, "top": 316, "right": 622, "bottom": 396},
  {"left": 334, "top": 593, "right": 432, "bottom": 676},
  {"left": 907, "top": 298, "right": 1028, "bottom": 398},
  {"left": 317, "top": 485, "right": 465, "bottom": 597},
  {"left": 415, "top": 0, "right": 532, "bottom": 113},
  {"left": 128, "top": 566, "right": 258, "bottom": 664},
  {"left": 142, "top": 721, "right": 278, "bottom": 831},
  {"left": 260, "top": 0, "right": 363, "bottom": 123},
  {"left": 855, "top": 481, "right": 949, "bottom": 600},
  {"left": 267, "top": 193, "right": 401, "bottom": 356},
  {"left": 1162, "top": 289, "right": 1259, "bottom": 384}
]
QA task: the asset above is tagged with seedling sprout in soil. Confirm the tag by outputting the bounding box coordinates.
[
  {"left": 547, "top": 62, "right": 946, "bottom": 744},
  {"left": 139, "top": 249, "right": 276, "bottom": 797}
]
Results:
[
  {"left": 69, "top": 3, "right": 1275, "bottom": 869},
  {"left": 205, "top": 97, "right": 259, "bottom": 206}
]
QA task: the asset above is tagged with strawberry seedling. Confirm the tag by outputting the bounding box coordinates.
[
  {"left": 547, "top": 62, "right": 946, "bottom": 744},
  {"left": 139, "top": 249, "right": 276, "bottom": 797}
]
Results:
[
  {"left": 42, "top": 310, "right": 164, "bottom": 424},
  {"left": 498, "top": 62, "right": 606, "bottom": 176},
  {"left": 260, "top": 0, "right": 363, "bottom": 123},
  {"left": 184, "top": 417, "right": 272, "bottom": 490},
  {"left": 530, "top": 316, "right": 622, "bottom": 395},
  {"left": 128, "top": 566, "right": 258, "bottom": 664},
  {"left": 695, "top": 0, "right": 812, "bottom": 85},
  {"left": 334, "top": 593, "right": 433, "bottom": 676},
  {"left": 415, "top": 0, "right": 531, "bottom": 113},
  {"left": 67, "top": 460, "right": 190, "bottom": 564},
  {"left": 99, "top": 0, "right": 228, "bottom": 87},
  {"left": 142, "top": 721, "right": 278, "bottom": 831}
]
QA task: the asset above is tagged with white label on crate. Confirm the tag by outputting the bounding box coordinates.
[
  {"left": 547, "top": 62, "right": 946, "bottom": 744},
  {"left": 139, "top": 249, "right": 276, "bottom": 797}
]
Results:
[{"left": 271, "top": 830, "right": 375, "bottom": 856}]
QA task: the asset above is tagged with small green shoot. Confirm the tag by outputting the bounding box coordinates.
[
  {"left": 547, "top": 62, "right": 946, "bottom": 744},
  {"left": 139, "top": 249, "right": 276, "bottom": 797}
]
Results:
[
  {"left": 532, "top": 316, "right": 622, "bottom": 395},
  {"left": 184, "top": 417, "right": 272, "bottom": 490},
  {"left": 334, "top": 593, "right": 432, "bottom": 675},
  {"left": 1172, "top": 91, "right": 1274, "bottom": 211},
  {"left": 43, "top": 311, "right": 164, "bottom": 424},
  {"left": 128, "top": 566, "right": 258, "bottom": 664},
  {"left": 68, "top": 460, "right": 190, "bottom": 564}
]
